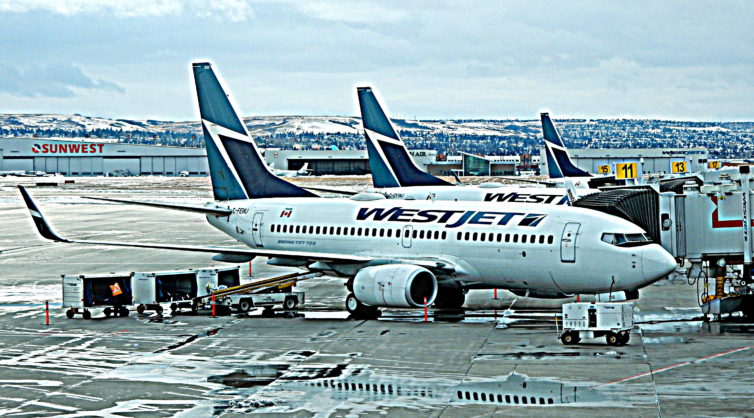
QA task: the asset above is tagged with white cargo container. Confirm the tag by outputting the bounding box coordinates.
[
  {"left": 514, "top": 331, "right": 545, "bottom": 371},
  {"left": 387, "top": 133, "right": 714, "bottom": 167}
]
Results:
[
  {"left": 131, "top": 266, "right": 241, "bottom": 314},
  {"left": 559, "top": 302, "right": 634, "bottom": 346},
  {"left": 61, "top": 273, "right": 132, "bottom": 319}
]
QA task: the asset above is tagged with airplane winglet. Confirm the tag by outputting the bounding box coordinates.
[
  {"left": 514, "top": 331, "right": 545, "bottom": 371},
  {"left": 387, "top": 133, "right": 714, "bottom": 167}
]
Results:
[{"left": 18, "top": 186, "right": 70, "bottom": 242}]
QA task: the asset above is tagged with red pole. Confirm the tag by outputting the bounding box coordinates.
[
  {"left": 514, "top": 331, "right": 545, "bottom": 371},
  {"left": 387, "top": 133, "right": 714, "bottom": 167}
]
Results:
[
  {"left": 423, "top": 297, "right": 428, "bottom": 322},
  {"left": 211, "top": 294, "right": 216, "bottom": 317},
  {"left": 45, "top": 300, "right": 50, "bottom": 326},
  {"left": 248, "top": 261, "right": 252, "bottom": 277},
  {"left": 494, "top": 288, "right": 498, "bottom": 300}
]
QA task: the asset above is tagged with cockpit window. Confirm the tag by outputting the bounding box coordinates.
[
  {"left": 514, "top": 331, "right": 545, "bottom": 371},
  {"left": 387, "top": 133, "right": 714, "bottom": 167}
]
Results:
[{"left": 601, "top": 232, "right": 652, "bottom": 247}]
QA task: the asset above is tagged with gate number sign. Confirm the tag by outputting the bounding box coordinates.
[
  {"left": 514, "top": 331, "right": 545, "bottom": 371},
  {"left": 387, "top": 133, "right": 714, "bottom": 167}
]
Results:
[{"left": 616, "top": 162, "right": 638, "bottom": 179}]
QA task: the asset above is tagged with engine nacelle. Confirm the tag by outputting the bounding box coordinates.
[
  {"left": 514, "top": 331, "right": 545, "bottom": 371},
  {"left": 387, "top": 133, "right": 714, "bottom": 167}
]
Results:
[{"left": 353, "top": 264, "right": 438, "bottom": 308}]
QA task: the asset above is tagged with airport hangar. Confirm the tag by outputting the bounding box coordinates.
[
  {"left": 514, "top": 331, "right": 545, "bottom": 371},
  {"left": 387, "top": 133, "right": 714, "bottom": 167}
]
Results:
[
  {"left": 539, "top": 147, "right": 709, "bottom": 177},
  {"left": 0, "top": 137, "right": 209, "bottom": 176},
  {"left": 1, "top": 137, "right": 710, "bottom": 178},
  {"left": 0, "top": 138, "right": 440, "bottom": 177}
]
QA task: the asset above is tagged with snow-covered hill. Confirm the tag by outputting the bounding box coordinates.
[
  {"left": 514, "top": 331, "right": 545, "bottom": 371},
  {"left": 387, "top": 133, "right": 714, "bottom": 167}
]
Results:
[{"left": 0, "top": 113, "right": 539, "bottom": 138}]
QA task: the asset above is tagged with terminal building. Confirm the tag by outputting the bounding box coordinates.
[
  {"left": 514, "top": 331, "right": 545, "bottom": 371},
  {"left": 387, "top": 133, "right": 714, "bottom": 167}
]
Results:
[
  {"left": 540, "top": 147, "right": 709, "bottom": 177},
  {"left": 0, "top": 138, "right": 208, "bottom": 176}
]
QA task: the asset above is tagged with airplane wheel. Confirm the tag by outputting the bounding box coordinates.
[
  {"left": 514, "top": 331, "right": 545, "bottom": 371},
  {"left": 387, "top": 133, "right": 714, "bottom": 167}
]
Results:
[
  {"left": 104, "top": 308, "right": 112, "bottom": 318},
  {"left": 284, "top": 297, "right": 297, "bottom": 310},
  {"left": 136, "top": 304, "right": 145, "bottom": 314},
  {"left": 239, "top": 300, "right": 252, "bottom": 312},
  {"left": 83, "top": 310, "right": 91, "bottom": 320},
  {"left": 346, "top": 293, "right": 363, "bottom": 314},
  {"left": 66, "top": 309, "right": 74, "bottom": 319},
  {"left": 561, "top": 331, "right": 580, "bottom": 345},
  {"left": 606, "top": 332, "right": 620, "bottom": 346},
  {"left": 346, "top": 293, "right": 378, "bottom": 318}
]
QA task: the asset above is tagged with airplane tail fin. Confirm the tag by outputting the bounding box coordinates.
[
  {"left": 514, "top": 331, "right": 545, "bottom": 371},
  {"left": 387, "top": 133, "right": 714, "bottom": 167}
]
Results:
[
  {"left": 541, "top": 112, "right": 591, "bottom": 179},
  {"left": 299, "top": 162, "right": 309, "bottom": 173},
  {"left": 357, "top": 86, "right": 450, "bottom": 188},
  {"left": 192, "top": 62, "right": 315, "bottom": 200}
]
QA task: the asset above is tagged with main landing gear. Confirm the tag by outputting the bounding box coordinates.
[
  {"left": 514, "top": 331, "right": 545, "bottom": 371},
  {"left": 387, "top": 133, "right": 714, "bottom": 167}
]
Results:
[
  {"left": 345, "top": 293, "right": 380, "bottom": 319},
  {"left": 433, "top": 287, "right": 466, "bottom": 310}
]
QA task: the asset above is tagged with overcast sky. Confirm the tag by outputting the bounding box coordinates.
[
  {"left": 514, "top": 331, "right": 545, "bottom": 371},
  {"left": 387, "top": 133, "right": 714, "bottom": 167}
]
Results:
[{"left": 0, "top": 0, "right": 752, "bottom": 121}]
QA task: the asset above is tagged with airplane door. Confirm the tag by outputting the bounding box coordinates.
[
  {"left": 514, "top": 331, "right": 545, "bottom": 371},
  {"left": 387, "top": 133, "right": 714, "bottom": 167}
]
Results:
[
  {"left": 251, "top": 212, "right": 264, "bottom": 247},
  {"left": 560, "top": 222, "right": 580, "bottom": 263},
  {"left": 402, "top": 225, "right": 413, "bottom": 248}
]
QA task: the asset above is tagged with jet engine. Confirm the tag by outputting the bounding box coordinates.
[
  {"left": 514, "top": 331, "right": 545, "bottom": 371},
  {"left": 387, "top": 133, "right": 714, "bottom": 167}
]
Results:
[{"left": 353, "top": 264, "right": 438, "bottom": 308}]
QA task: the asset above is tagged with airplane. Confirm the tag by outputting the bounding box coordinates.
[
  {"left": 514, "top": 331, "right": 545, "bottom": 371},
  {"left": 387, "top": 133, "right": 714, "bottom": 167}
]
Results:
[
  {"left": 18, "top": 62, "right": 677, "bottom": 317},
  {"left": 541, "top": 113, "right": 710, "bottom": 190},
  {"left": 269, "top": 161, "right": 311, "bottom": 178},
  {"left": 340, "top": 86, "right": 597, "bottom": 205}
]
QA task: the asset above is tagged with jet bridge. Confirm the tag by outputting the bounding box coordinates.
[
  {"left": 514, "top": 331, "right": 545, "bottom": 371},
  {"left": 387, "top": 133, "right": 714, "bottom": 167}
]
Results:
[
  {"left": 574, "top": 168, "right": 754, "bottom": 318},
  {"left": 574, "top": 187, "right": 661, "bottom": 243}
]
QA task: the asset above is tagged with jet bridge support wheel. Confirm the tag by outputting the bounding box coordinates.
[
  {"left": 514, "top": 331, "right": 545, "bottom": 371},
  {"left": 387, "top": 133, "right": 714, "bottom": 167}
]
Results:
[
  {"left": 606, "top": 332, "right": 620, "bottom": 346},
  {"left": 66, "top": 309, "right": 74, "bottom": 319}
]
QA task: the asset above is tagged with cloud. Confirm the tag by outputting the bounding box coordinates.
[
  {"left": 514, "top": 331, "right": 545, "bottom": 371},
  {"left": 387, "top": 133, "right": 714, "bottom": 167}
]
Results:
[
  {"left": 291, "top": 1, "right": 408, "bottom": 24},
  {"left": 0, "top": 63, "right": 125, "bottom": 98},
  {"left": 0, "top": 0, "right": 253, "bottom": 21}
]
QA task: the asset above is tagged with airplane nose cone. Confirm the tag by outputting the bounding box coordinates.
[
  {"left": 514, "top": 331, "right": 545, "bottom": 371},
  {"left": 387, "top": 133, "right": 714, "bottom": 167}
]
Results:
[{"left": 642, "top": 245, "right": 677, "bottom": 283}]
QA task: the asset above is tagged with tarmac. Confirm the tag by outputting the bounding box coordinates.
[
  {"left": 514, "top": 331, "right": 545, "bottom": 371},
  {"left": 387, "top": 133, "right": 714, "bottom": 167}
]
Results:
[{"left": 0, "top": 177, "right": 753, "bottom": 416}]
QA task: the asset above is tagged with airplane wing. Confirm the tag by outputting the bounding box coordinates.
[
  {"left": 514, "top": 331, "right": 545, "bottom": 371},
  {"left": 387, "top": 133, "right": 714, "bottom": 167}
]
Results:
[
  {"left": 22, "top": 187, "right": 460, "bottom": 275},
  {"left": 18, "top": 186, "right": 369, "bottom": 264},
  {"left": 83, "top": 196, "right": 233, "bottom": 216}
]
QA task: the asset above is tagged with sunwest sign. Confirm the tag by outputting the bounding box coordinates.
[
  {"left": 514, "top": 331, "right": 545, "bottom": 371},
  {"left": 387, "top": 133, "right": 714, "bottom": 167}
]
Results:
[{"left": 32, "top": 143, "right": 105, "bottom": 154}]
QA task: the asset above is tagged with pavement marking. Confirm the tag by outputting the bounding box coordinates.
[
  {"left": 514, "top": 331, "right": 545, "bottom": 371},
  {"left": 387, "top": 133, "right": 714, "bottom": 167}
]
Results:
[{"left": 596, "top": 344, "right": 754, "bottom": 387}]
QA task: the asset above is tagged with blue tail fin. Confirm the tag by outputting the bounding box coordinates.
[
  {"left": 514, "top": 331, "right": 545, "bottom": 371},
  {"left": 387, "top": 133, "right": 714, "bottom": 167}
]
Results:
[
  {"left": 357, "top": 86, "right": 450, "bottom": 188},
  {"left": 192, "top": 62, "right": 315, "bottom": 200},
  {"left": 541, "top": 112, "right": 591, "bottom": 179}
]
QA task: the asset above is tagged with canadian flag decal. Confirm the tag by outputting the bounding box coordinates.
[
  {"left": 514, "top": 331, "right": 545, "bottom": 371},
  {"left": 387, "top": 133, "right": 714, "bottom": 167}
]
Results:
[{"left": 280, "top": 208, "right": 293, "bottom": 218}]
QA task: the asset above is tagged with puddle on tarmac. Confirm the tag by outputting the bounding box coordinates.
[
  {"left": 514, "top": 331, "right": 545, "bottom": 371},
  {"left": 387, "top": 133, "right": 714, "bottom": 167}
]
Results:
[
  {"left": 642, "top": 336, "right": 687, "bottom": 344},
  {"left": 211, "top": 365, "right": 610, "bottom": 415}
]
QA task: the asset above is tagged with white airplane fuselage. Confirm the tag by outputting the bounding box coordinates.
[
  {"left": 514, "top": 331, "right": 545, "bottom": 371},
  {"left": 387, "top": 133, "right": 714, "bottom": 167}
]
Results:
[
  {"left": 207, "top": 197, "right": 675, "bottom": 294},
  {"left": 366, "top": 185, "right": 592, "bottom": 205}
]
